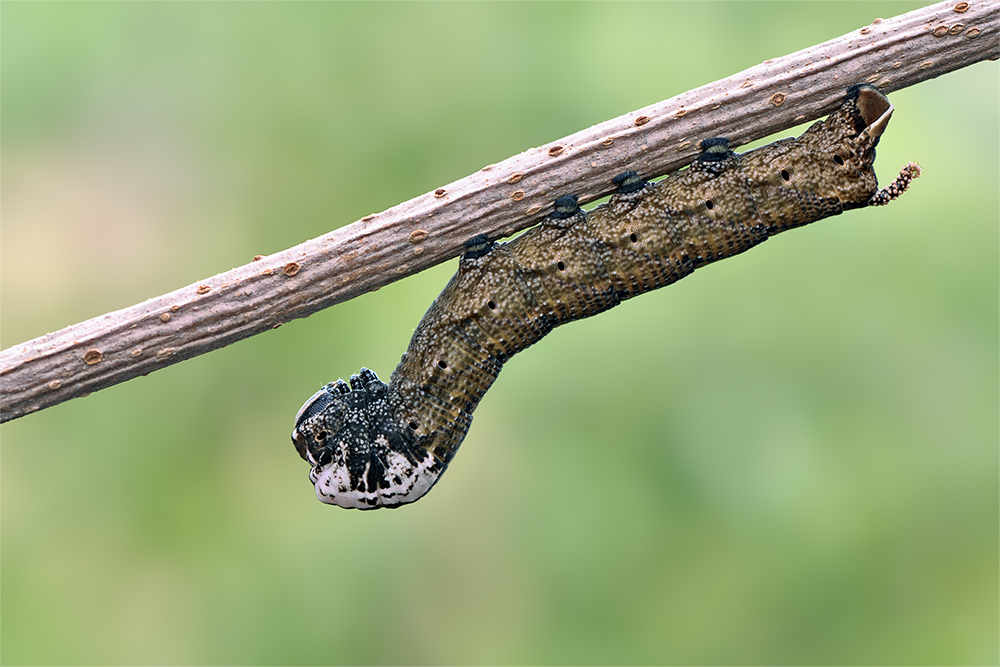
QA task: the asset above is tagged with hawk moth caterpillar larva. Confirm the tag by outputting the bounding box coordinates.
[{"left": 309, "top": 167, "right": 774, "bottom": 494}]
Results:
[{"left": 292, "top": 84, "right": 921, "bottom": 510}]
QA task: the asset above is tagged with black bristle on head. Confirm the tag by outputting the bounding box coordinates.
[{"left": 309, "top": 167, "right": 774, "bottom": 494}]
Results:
[
  {"left": 550, "top": 195, "right": 580, "bottom": 219},
  {"left": 697, "top": 137, "right": 733, "bottom": 162},
  {"left": 463, "top": 234, "right": 493, "bottom": 260},
  {"left": 612, "top": 171, "right": 647, "bottom": 194}
]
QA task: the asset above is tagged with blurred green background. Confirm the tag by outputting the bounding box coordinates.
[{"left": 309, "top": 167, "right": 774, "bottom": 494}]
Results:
[{"left": 2, "top": 2, "right": 997, "bottom": 664}]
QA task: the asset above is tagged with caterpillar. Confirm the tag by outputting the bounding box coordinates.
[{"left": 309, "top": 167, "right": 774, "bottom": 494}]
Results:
[{"left": 291, "top": 84, "right": 921, "bottom": 510}]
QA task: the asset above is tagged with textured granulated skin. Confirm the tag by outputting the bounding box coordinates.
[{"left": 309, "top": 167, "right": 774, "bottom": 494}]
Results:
[{"left": 292, "top": 84, "right": 919, "bottom": 510}]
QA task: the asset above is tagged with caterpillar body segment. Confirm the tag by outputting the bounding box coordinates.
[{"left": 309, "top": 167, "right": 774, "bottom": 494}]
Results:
[{"left": 292, "top": 84, "right": 918, "bottom": 509}]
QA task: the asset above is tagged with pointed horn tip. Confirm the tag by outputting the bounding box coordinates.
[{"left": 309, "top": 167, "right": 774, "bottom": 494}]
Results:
[{"left": 863, "top": 104, "right": 894, "bottom": 140}]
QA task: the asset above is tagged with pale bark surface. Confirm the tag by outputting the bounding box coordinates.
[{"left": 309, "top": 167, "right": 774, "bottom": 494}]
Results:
[{"left": 2, "top": 0, "right": 997, "bottom": 423}]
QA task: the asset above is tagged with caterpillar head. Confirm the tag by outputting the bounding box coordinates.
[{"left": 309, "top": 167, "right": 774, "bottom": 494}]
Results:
[{"left": 291, "top": 369, "right": 444, "bottom": 510}]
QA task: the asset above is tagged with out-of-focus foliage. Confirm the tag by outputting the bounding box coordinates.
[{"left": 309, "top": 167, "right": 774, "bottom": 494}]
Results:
[{"left": 2, "top": 2, "right": 996, "bottom": 664}]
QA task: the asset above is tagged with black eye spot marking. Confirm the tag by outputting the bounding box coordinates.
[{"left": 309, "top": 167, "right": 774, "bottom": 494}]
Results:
[
  {"left": 705, "top": 200, "right": 714, "bottom": 210},
  {"left": 408, "top": 421, "right": 418, "bottom": 431},
  {"left": 315, "top": 431, "right": 328, "bottom": 441},
  {"left": 780, "top": 169, "right": 791, "bottom": 182},
  {"left": 833, "top": 154, "right": 845, "bottom": 166},
  {"left": 629, "top": 233, "right": 638, "bottom": 243},
  {"left": 437, "top": 360, "right": 448, "bottom": 369},
  {"left": 487, "top": 300, "right": 497, "bottom": 311},
  {"left": 556, "top": 261, "right": 566, "bottom": 271}
]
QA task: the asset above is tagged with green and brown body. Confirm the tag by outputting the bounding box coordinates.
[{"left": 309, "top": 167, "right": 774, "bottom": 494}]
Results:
[{"left": 292, "top": 84, "right": 919, "bottom": 509}]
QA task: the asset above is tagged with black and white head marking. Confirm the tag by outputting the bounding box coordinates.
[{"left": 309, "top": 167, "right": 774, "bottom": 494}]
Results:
[{"left": 291, "top": 369, "right": 444, "bottom": 510}]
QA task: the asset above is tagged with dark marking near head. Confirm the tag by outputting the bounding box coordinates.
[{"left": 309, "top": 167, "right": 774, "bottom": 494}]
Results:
[
  {"left": 463, "top": 234, "right": 493, "bottom": 260},
  {"left": 697, "top": 137, "right": 733, "bottom": 162},
  {"left": 551, "top": 195, "right": 580, "bottom": 219},
  {"left": 612, "top": 170, "right": 647, "bottom": 194},
  {"left": 315, "top": 448, "right": 333, "bottom": 468}
]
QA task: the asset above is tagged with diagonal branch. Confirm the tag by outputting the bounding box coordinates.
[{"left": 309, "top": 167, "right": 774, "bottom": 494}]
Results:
[{"left": 1, "top": 0, "right": 997, "bottom": 423}]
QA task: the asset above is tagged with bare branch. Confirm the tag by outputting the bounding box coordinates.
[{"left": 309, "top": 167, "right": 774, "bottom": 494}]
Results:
[{"left": 1, "top": 0, "right": 997, "bottom": 423}]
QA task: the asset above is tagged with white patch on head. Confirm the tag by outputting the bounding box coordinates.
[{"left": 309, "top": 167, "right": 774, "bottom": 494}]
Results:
[{"left": 310, "top": 439, "right": 443, "bottom": 510}]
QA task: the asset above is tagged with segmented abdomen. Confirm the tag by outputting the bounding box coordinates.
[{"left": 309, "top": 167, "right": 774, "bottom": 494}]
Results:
[{"left": 292, "top": 84, "right": 917, "bottom": 509}]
